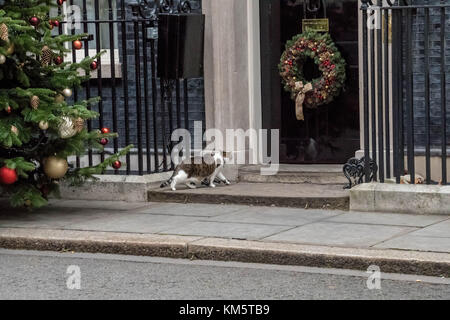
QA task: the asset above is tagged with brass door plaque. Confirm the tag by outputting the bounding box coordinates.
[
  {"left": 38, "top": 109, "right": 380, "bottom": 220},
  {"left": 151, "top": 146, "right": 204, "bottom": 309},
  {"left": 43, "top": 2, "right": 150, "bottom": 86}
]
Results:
[{"left": 302, "top": 19, "right": 329, "bottom": 33}]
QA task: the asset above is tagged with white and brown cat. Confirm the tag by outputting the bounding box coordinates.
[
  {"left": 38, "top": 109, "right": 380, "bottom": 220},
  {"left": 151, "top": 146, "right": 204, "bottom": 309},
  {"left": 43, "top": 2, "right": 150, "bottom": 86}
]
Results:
[{"left": 160, "top": 151, "right": 231, "bottom": 191}]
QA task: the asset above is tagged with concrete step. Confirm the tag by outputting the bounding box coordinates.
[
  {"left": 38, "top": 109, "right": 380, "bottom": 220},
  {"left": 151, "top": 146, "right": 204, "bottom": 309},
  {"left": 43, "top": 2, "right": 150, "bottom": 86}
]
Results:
[
  {"left": 238, "top": 165, "right": 348, "bottom": 185},
  {"left": 148, "top": 183, "right": 349, "bottom": 210}
]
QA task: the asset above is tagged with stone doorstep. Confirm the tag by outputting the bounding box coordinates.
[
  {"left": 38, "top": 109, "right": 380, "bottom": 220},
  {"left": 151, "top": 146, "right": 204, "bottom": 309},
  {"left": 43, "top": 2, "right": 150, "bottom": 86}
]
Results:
[
  {"left": 0, "top": 228, "right": 448, "bottom": 278},
  {"left": 148, "top": 183, "right": 350, "bottom": 210},
  {"left": 238, "top": 165, "right": 348, "bottom": 185},
  {"left": 350, "top": 183, "right": 450, "bottom": 216}
]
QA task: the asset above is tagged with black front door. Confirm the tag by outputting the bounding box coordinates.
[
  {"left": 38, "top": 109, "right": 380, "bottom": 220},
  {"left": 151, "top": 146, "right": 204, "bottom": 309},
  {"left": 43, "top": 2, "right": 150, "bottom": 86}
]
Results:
[{"left": 260, "top": 0, "right": 360, "bottom": 164}]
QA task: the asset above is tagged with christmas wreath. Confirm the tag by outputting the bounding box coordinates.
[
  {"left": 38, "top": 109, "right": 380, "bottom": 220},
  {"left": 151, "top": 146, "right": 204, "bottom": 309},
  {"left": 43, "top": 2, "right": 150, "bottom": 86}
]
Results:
[{"left": 279, "top": 32, "right": 346, "bottom": 121}]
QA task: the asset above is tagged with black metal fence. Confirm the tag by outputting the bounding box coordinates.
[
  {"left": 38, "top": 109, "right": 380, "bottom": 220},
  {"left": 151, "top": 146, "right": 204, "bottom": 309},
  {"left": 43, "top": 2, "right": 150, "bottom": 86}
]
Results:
[
  {"left": 57, "top": 0, "right": 205, "bottom": 175},
  {"left": 360, "top": 0, "right": 449, "bottom": 185}
]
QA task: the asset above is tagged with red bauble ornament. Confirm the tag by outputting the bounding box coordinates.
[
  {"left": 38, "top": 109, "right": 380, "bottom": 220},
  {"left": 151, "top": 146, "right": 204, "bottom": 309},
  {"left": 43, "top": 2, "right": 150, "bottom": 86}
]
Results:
[
  {"left": 0, "top": 167, "right": 18, "bottom": 185},
  {"left": 51, "top": 20, "right": 60, "bottom": 27},
  {"left": 101, "top": 127, "right": 110, "bottom": 134},
  {"left": 57, "top": 0, "right": 64, "bottom": 5},
  {"left": 100, "top": 138, "right": 109, "bottom": 146},
  {"left": 29, "top": 16, "right": 40, "bottom": 27},
  {"left": 112, "top": 160, "right": 122, "bottom": 170},
  {"left": 73, "top": 40, "right": 83, "bottom": 50},
  {"left": 54, "top": 56, "right": 63, "bottom": 65},
  {"left": 5, "top": 106, "right": 12, "bottom": 114},
  {"left": 90, "top": 61, "right": 98, "bottom": 70}
]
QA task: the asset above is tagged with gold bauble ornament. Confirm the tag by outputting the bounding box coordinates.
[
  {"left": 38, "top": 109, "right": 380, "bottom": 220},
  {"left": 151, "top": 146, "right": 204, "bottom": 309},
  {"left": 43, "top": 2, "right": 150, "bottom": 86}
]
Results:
[
  {"left": 62, "top": 88, "right": 73, "bottom": 97},
  {"left": 5, "top": 43, "right": 14, "bottom": 55},
  {"left": 0, "top": 54, "right": 5, "bottom": 64},
  {"left": 39, "top": 121, "right": 49, "bottom": 131},
  {"left": 30, "top": 95, "right": 40, "bottom": 110},
  {"left": 58, "top": 116, "right": 78, "bottom": 139},
  {"left": 55, "top": 94, "right": 65, "bottom": 103},
  {"left": 43, "top": 156, "right": 68, "bottom": 179}
]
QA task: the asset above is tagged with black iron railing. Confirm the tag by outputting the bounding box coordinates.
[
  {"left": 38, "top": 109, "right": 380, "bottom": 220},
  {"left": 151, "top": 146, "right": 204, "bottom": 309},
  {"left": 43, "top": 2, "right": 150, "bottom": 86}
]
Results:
[
  {"left": 58, "top": 0, "right": 204, "bottom": 175},
  {"left": 351, "top": 0, "right": 449, "bottom": 187}
]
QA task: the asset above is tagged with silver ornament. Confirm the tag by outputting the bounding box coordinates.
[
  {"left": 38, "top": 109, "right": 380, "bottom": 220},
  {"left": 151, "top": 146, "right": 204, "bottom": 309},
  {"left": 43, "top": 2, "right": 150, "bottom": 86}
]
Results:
[
  {"left": 62, "top": 88, "right": 73, "bottom": 97},
  {"left": 58, "top": 116, "right": 77, "bottom": 139},
  {"left": 0, "top": 54, "right": 5, "bottom": 64}
]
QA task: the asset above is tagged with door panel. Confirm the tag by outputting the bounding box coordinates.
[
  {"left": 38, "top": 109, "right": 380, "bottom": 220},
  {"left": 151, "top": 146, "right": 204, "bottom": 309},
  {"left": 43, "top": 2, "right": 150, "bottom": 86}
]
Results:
[{"left": 261, "top": 0, "right": 360, "bottom": 164}]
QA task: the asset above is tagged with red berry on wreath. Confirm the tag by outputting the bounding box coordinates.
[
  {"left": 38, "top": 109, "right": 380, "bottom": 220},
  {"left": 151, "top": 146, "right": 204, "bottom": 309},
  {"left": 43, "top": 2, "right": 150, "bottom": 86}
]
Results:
[
  {"left": 0, "top": 166, "right": 18, "bottom": 185},
  {"left": 101, "top": 127, "right": 110, "bottom": 134},
  {"left": 54, "top": 56, "right": 63, "bottom": 65},
  {"left": 5, "top": 106, "right": 12, "bottom": 114},
  {"left": 73, "top": 40, "right": 83, "bottom": 50},
  {"left": 112, "top": 160, "right": 122, "bottom": 170},
  {"left": 90, "top": 61, "right": 98, "bottom": 70},
  {"left": 29, "top": 16, "right": 40, "bottom": 27}
]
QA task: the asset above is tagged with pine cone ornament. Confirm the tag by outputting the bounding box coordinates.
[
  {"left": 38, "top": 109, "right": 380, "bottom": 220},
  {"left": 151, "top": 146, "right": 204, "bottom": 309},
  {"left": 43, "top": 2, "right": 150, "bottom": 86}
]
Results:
[
  {"left": 73, "top": 117, "right": 84, "bottom": 133},
  {"left": 0, "top": 23, "right": 8, "bottom": 42},
  {"left": 11, "top": 125, "right": 18, "bottom": 135},
  {"left": 30, "top": 95, "right": 40, "bottom": 110},
  {"left": 41, "top": 46, "right": 53, "bottom": 66}
]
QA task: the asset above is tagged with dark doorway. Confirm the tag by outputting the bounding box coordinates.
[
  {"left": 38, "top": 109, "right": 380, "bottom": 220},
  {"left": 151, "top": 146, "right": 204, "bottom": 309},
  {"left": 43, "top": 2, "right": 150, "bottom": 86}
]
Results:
[{"left": 260, "top": 0, "right": 360, "bottom": 164}]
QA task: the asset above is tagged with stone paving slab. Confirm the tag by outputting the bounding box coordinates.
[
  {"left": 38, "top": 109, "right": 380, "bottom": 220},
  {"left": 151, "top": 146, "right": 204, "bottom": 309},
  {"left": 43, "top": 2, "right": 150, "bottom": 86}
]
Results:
[
  {"left": 63, "top": 213, "right": 201, "bottom": 234},
  {"left": 265, "top": 222, "right": 417, "bottom": 248},
  {"left": 374, "top": 235, "right": 450, "bottom": 253},
  {"left": 327, "top": 212, "right": 449, "bottom": 228},
  {"left": 161, "top": 221, "right": 293, "bottom": 241},
  {"left": 0, "top": 207, "right": 120, "bottom": 229},
  {"left": 136, "top": 203, "right": 245, "bottom": 217},
  {"left": 209, "top": 206, "right": 343, "bottom": 226},
  {"left": 406, "top": 220, "right": 450, "bottom": 238}
]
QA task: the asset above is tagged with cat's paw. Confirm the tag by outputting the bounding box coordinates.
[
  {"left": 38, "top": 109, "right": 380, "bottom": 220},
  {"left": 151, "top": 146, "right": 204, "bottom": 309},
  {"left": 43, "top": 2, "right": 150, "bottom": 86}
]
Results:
[
  {"left": 225, "top": 180, "right": 231, "bottom": 185},
  {"left": 209, "top": 184, "right": 216, "bottom": 188},
  {"left": 171, "top": 187, "right": 177, "bottom": 191}
]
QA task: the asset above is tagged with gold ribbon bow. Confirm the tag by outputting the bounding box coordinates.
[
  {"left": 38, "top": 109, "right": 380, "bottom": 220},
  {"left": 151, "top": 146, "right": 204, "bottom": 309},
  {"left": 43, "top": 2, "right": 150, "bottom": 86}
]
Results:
[{"left": 294, "top": 81, "right": 313, "bottom": 121}]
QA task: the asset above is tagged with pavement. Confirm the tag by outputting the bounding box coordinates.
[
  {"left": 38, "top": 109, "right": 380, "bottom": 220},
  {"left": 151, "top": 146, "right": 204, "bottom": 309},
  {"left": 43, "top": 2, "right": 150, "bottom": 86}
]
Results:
[
  {"left": 0, "top": 199, "right": 449, "bottom": 277},
  {"left": 0, "top": 249, "right": 448, "bottom": 300}
]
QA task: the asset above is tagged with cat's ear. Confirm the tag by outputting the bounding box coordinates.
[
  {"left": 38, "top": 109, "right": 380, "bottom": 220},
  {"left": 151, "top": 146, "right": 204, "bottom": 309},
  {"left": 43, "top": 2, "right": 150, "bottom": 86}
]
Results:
[{"left": 222, "top": 151, "right": 230, "bottom": 159}]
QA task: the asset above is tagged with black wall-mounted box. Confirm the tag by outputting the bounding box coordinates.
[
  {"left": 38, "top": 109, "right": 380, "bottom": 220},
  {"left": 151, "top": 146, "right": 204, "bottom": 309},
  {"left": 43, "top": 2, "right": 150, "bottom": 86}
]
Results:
[{"left": 157, "top": 13, "right": 205, "bottom": 79}]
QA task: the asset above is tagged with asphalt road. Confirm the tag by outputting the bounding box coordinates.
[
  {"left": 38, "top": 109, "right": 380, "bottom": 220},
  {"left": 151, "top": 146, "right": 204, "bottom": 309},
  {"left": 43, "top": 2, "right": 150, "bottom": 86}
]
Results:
[{"left": 0, "top": 249, "right": 448, "bottom": 300}]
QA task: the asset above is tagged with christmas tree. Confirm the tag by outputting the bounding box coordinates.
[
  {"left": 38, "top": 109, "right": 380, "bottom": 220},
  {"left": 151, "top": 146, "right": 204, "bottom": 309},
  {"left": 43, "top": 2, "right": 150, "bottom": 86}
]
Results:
[{"left": 0, "top": 0, "right": 131, "bottom": 208}]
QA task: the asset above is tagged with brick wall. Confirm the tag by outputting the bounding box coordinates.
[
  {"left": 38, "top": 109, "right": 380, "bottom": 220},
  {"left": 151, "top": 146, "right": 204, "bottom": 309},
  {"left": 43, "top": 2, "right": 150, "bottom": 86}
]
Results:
[{"left": 408, "top": 0, "right": 449, "bottom": 148}]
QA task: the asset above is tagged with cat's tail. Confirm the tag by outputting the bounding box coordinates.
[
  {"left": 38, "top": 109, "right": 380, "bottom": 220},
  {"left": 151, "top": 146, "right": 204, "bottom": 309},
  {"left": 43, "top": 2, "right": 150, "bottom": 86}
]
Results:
[{"left": 160, "top": 176, "right": 174, "bottom": 188}]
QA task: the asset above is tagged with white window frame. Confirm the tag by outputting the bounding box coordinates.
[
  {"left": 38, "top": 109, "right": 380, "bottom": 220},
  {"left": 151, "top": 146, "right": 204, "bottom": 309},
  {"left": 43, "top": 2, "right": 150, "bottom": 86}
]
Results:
[{"left": 56, "top": 1, "right": 122, "bottom": 78}]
